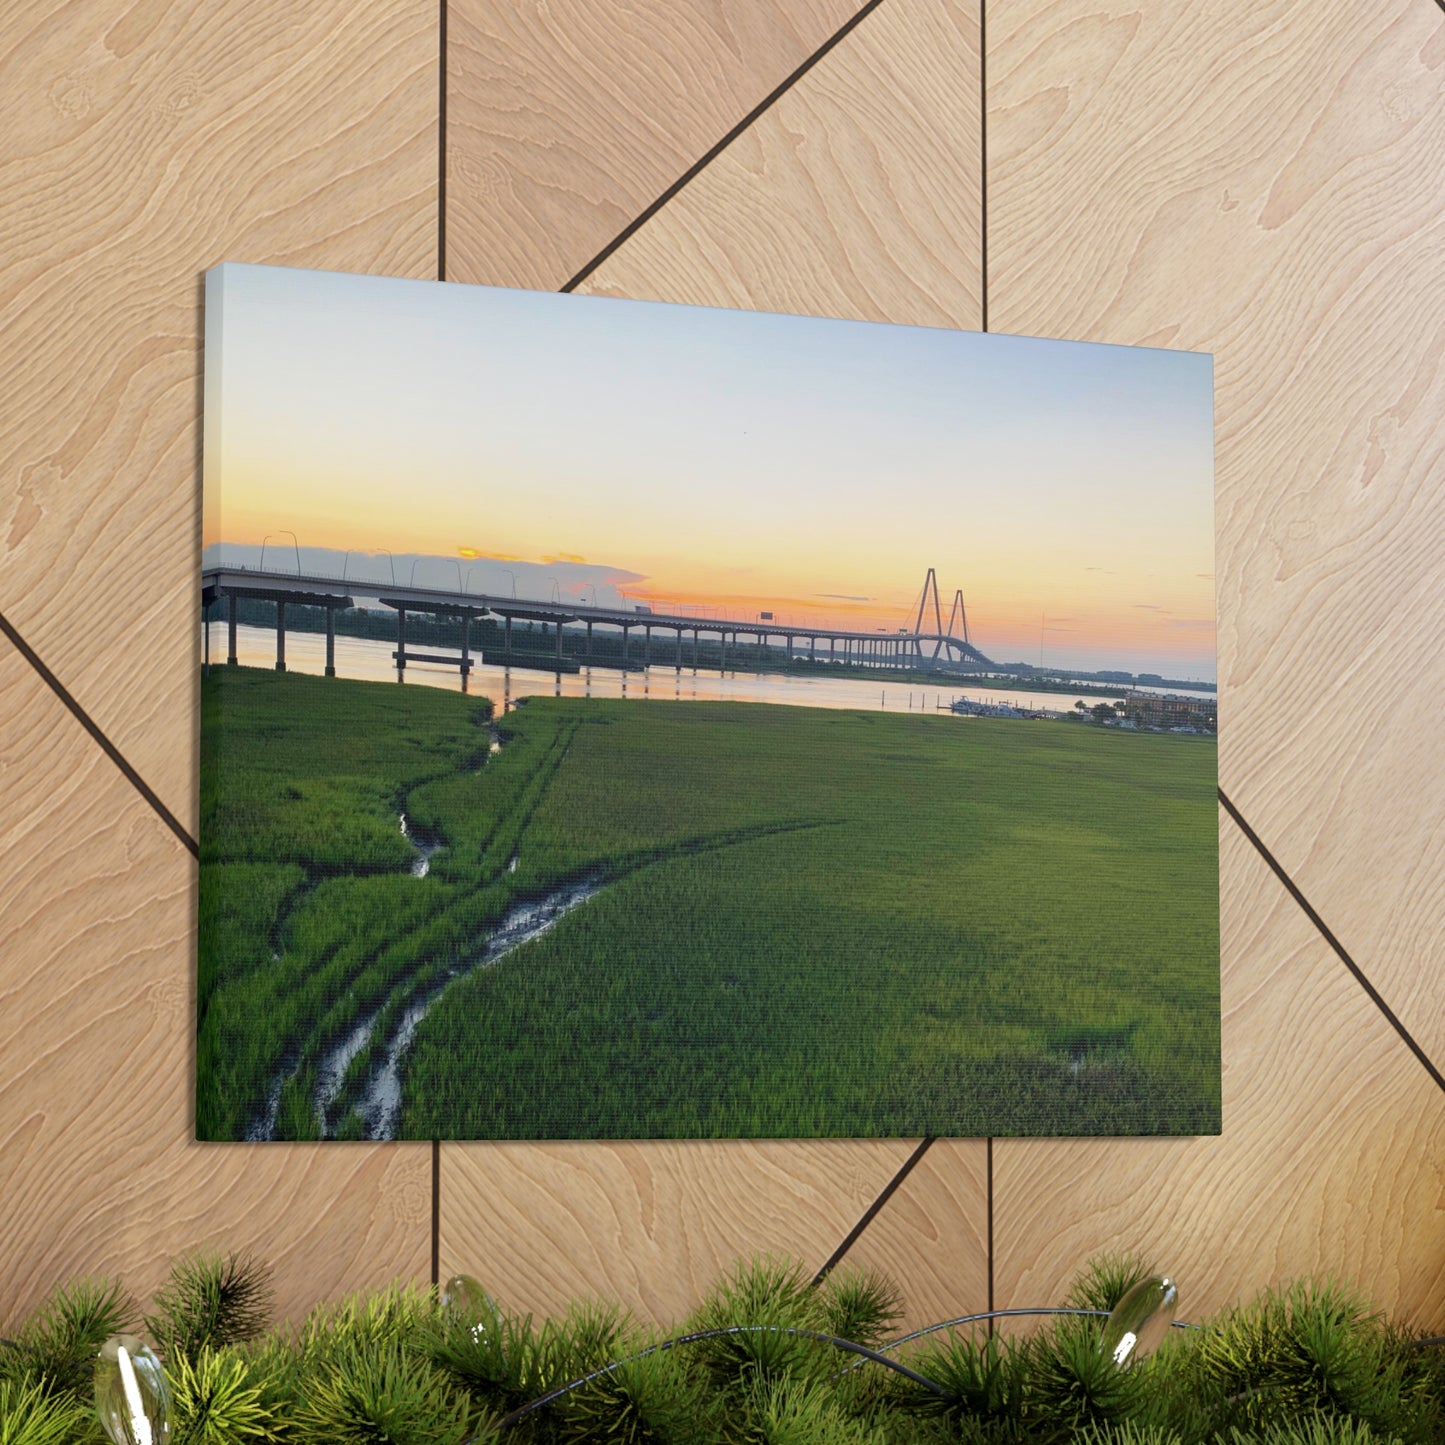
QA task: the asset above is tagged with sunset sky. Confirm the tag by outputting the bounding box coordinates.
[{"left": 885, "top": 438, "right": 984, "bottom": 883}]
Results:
[{"left": 204, "top": 264, "right": 1215, "bottom": 679}]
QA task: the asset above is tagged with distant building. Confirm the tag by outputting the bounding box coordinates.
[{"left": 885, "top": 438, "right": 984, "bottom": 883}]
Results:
[{"left": 1120, "top": 692, "right": 1217, "bottom": 732}]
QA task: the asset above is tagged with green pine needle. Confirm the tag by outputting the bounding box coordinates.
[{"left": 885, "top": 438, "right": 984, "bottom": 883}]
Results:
[
  {"left": 906, "top": 1326, "right": 1031, "bottom": 1431},
  {"left": 0, "top": 1377, "right": 95, "bottom": 1445},
  {"left": 167, "top": 1345, "right": 274, "bottom": 1444},
  {"left": 1067, "top": 1254, "right": 1155, "bottom": 1314},
  {"left": 552, "top": 1339, "right": 712, "bottom": 1444},
  {"left": 292, "top": 1336, "right": 483, "bottom": 1445},
  {"left": 146, "top": 1251, "right": 273, "bottom": 1361},
  {"left": 7, "top": 1278, "right": 131, "bottom": 1402},
  {"left": 1026, "top": 1315, "right": 1150, "bottom": 1439},
  {"left": 2, "top": 1250, "right": 1442, "bottom": 1444},
  {"left": 817, "top": 1270, "right": 903, "bottom": 1352}
]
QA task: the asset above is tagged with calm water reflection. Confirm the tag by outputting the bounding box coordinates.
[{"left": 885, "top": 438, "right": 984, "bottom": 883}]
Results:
[{"left": 205, "top": 622, "right": 1210, "bottom": 718}]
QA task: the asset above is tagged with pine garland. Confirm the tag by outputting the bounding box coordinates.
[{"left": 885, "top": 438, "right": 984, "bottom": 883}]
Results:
[{"left": 1, "top": 1251, "right": 1440, "bottom": 1443}]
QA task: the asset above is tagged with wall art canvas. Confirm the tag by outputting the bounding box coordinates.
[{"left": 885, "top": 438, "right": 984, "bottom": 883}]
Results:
[{"left": 199, "top": 263, "right": 1219, "bottom": 1142}]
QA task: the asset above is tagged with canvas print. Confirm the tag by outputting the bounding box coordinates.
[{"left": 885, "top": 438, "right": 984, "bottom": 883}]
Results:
[{"left": 199, "top": 263, "right": 1219, "bottom": 1142}]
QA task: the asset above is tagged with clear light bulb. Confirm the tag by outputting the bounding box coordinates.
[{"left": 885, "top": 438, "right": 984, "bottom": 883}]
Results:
[
  {"left": 95, "top": 1335, "right": 171, "bottom": 1445},
  {"left": 1099, "top": 1275, "right": 1178, "bottom": 1367},
  {"left": 442, "top": 1273, "right": 505, "bottom": 1357}
]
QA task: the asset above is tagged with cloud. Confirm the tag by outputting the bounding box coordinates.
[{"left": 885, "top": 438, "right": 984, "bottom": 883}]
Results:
[
  {"left": 542, "top": 551, "right": 589, "bottom": 564},
  {"left": 1083, "top": 567, "right": 1116, "bottom": 574},
  {"left": 1131, "top": 603, "right": 1166, "bottom": 611},
  {"left": 815, "top": 592, "right": 872, "bottom": 601}
]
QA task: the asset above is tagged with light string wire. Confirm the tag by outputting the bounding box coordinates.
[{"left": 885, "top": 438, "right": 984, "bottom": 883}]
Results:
[{"left": 479, "top": 1309, "right": 1198, "bottom": 1435}]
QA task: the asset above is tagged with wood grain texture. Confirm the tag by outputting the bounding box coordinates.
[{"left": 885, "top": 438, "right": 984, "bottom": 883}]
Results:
[
  {"left": 444, "top": 0, "right": 863, "bottom": 290},
  {"left": 994, "top": 818, "right": 1445, "bottom": 1326},
  {"left": 440, "top": 1139, "right": 923, "bottom": 1326},
  {"left": 832, "top": 1139, "right": 990, "bottom": 1331},
  {"left": 988, "top": 0, "right": 1445, "bottom": 1068},
  {"left": 0, "top": 0, "right": 438, "bottom": 829},
  {"left": 0, "top": 635, "right": 430, "bottom": 1329},
  {"left": 582, "top": 0, "right": 982, "bottom": 329}
]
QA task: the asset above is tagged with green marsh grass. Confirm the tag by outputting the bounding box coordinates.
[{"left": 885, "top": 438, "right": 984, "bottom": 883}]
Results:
[{"left": 198, "top": 667, "right": 1219, "bottom": 1140}]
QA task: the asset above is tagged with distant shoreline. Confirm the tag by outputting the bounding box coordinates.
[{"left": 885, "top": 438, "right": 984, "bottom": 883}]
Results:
[{"left": 210, "top": 597, "right": 1215, "bottom": 699}]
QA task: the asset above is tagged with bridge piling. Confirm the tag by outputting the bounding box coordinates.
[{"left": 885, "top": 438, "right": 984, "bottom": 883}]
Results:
[
  {"left": 227, "top": 595, "right": 238, "bottom": 665},
  {"left": 275, "top": 600, "right": 286, "bottom": 672},
  {"left": 397, "top": 608, "right": 407, "bottom": 676},
  {"left": 325, "top": 605, "right": 336, "bottom": 676}
]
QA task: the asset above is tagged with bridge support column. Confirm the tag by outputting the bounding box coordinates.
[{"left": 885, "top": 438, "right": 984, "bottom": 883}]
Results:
[
  {"left": 504, "top": 614, "right": 513, "bottom": 657},
  {"left": 719, "top": 629, "right": 727, "bottom": 673},
  {"left": 644, "top": 624, "right": 651, "bottom": 668},
  {"left": 585, "top": 619, "right": 593, "bottom": 663},
  {"left": 692, "top": 629, "right": 699, "bottom": 669},
  {"left": 202, "top": 600, "right": 211, "bottom": 676},
  {"left": 620, "top": 624, "right": 629, "bottom": 669},
  {"left": 461, "top": 614, "right": 471, "bottom": 677},
  {"left": 275, "top": 601, "right": 286, "bottom": 671},
  {"left": 554, "top": 618, "right": 563, "bottom": 669},
  {"left": 674, "top": 626, "right": 682, "bottom": 672},
  {"left": 397, "top": 608, "right": 406, "bottom": 675},
  {"left": 325, "top": 606, "right": 336, "bottom": 676},
  {"left": 227, "top": 595, "right": 238, "bottom": 665}
]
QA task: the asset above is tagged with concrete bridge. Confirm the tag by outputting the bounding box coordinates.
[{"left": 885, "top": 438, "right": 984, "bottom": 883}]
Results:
[{"left": 200, "top": 564, "right": 993, "bottom": 677}]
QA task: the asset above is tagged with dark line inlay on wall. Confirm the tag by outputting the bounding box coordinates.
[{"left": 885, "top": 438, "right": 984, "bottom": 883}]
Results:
[
  {"left": 559, "top": 0, "right": 889, "bottom": 294},
  {"left": 986, "top": 1137, "right": 994, "bottom": 1316},
  {"left": 0, "top": 608, "right": 198, "bottom": 858},
  {"left": 812, "top": 1137, "right": 935, "bottom": 1285},
  {"left": 432, "top": 1138, "right": 442, "bottom": 1286},
  {"left": 1218, "top": 786, "right": 1445, "bottom": 1094},
  {"left": 438, "top": 0, "right": 448, "bottom": 284},
  {"left": 979, "top": 0, "right": 988, "bottom": 335}
]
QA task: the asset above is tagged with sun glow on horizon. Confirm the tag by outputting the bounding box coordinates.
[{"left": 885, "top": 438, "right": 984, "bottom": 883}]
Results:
[{"left": 205, "top": 264, "right": 1216, "bottom": 681}]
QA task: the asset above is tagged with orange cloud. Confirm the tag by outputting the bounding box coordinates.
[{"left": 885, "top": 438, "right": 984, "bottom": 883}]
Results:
[{"left": 542, "top": 551, "right": 589, "bottom": 564}]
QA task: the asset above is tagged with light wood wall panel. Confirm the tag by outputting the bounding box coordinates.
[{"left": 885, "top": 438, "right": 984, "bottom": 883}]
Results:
[
  {"left": 988, "top": 0, "right": 1445, "bottom": 1319},
  {"left": 0, "top": 0, "right": 437, "bottom": 1329},
  {"left": 995, "top": 819, "right": 1445, "bottom": 1325},
  {"left": 0, "top": 635, "right": 430, "bottom": 1329},
  {"left": 0, "top": 0, "right": 439, "bottom": 825},
  {"left": 834, "top": 1139, "right": 989, "bottom": 1332},
  {"left": 444, "top": 0, "right": 863, "bottom": 290},
  {"left": 582, "top": 0, "right": 982, "bottom": 329},
  {"left": 440, "top": 1140, "right": 918, "bottom": 1326},
  {"left": 987, "top": 0, "right": 1445, "bottom": 1067}
]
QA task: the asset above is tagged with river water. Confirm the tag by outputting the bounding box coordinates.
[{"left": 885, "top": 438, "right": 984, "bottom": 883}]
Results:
[{"left": 206, "top": 621, "right": 1213, "bottom": 717}]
